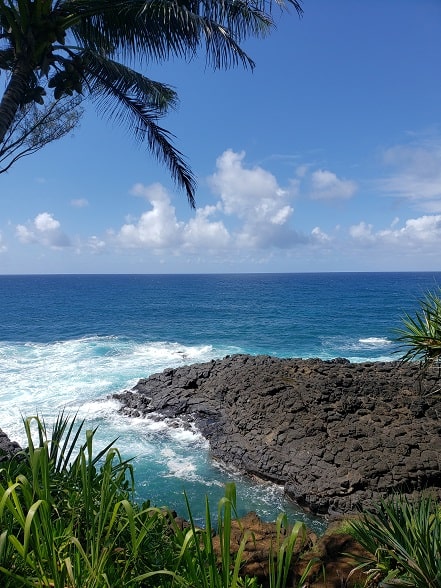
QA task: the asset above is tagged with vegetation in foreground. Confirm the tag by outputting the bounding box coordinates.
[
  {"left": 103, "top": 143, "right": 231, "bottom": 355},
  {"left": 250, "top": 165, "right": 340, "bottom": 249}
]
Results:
[
  {"left": 348, "top": 496, "right": 441, "bottom": 588},
  {"left": 1, "top": 288, "right": 440, "bottom": 587},
  {"left": 0, "top": 413, "right": 315, "bottom": 587},
  {"left": 395, "top": 286, "right": 441, "bottom": 378},
  {"left": 1, "top": 414, "right": 439, "bottom": 588}
]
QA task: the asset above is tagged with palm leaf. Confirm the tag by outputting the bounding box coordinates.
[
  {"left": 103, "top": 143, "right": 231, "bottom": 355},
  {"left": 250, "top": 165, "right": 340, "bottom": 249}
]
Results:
[
  {"left": 67, "top": 0, "right": 302, "bottom": 69},
  {"left": 394, "top": 288, "right": 441, "bottom": 368},
  {"left": 81, "top": 49, "right": 196, "bottom": 205}
]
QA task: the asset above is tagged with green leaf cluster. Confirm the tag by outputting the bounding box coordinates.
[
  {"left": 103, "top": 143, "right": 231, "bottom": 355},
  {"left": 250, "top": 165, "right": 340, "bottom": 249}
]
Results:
[
  {"left": 0, "top": 0, "right": 303, "bottom": 204},
  {"left": 348, "top": 495, "right": 441, "bottom": 587},
  {"left": 395, "top": 287, "right": 441, "bottom": 373},
  {"left": 0, "top": 413, "right": 314, "bottom": 588}
]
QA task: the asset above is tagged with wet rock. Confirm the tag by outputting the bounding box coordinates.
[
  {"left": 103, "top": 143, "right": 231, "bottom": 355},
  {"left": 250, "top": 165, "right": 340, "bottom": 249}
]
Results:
[
  {"left": 0, "top": 429, "right": 21, "bottom": 462},
  {"left": 114, "top": 354, "right": 441, "bottom": 515}
]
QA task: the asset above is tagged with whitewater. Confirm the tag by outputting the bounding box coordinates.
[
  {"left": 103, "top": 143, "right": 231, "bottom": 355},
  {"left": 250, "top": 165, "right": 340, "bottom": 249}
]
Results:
[{"left": 1, "top": 272, "right": 439, "bottom": 530}]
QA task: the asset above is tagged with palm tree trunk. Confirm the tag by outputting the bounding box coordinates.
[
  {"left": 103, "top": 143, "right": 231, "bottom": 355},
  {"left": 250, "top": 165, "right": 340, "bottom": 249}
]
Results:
[{"left": 0, "top": 61, "right": 32, "bottom": 145}]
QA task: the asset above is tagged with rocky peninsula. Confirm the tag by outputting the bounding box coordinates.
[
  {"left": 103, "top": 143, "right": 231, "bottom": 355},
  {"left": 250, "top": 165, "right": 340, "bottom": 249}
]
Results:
[{"left": 114, "top": 354, "right": 441, "bottom": 516}]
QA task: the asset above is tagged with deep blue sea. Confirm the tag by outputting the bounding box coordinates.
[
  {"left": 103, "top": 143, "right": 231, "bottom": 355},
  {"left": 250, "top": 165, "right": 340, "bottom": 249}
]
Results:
[{"left": 1, "top": 272, "right": 440, "bottom": 531}]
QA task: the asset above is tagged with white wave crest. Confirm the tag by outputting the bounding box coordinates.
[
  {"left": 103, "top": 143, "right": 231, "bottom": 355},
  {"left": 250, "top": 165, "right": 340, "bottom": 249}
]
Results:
[
  {"left": 358, "top": 337, "right": 391, "bottom": 346},
  {"left": 0, "top": 336, "right": 227, "bottom": 445}
]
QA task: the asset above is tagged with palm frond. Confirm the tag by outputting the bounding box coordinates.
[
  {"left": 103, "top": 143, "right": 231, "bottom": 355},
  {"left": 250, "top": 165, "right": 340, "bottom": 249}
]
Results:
[
  {"left": 394, "top": 288, "right": 441, "bottom": 368},
  {"left": 81, "top": 50, "right": 196, "bottom": 206},
  {"left": 66, "top": 0, "right": 302, "bottom": 69}
]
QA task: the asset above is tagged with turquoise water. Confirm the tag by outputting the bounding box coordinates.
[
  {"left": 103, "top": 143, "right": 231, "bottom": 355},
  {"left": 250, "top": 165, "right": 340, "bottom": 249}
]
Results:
[{"left": 0, "top": 272, "right": 440, "bottom": 531}]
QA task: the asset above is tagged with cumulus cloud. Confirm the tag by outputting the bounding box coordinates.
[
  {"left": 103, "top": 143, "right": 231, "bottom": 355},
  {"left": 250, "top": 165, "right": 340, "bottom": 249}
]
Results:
[
  {"left": 310, "top": 169, "right": 357, "bottom": 200},
  {"left": 183, "top": 205, "right": 230, "bottom": 251},
  {"left": 350, "top": 214, "right": 441, "bottom": 247},
  {"left": 349, "top": 221, "right": 375, "bottom": 243},
  {"left": 16, "top": 212, "right": 71, "bottom": 248},
  {"left": 112, "top": 151, "right": 307, "bottom": 254},
  {"left": 116, "top": 183, "right": 183, "bottom": 249},
  {"left": 208, "top": 149, "right": 304, "bottom": 248},
  {"left": 378, "top": 138, "right": 441, "bottom": 211},
  {"left": 209, "top": 150, "right": 294, "bottom": 222}
]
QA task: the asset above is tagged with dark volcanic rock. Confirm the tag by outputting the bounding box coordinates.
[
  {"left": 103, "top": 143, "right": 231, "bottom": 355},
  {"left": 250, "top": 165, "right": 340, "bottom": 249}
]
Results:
[
  {"left": 114, "top": 354, "right": 441, "bottom": 515},
  {"left": 0, "top": 429, "right": 21, "bottom": 462}
]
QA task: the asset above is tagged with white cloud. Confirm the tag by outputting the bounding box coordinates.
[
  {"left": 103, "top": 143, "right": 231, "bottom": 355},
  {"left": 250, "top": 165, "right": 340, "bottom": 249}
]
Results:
[
  {"left": 208, "top": 149, "right": 305, "bottom": 249},
  {"left": 350, "top": 215, "right": 441, "bottom": 247},
  {"left": 378, "top": 138, "right": 441, "bottom": 211},
  {"left": 16, "top": 213, "right": 70, "bottom": 248},
  {"left": 71, "top": 198, "right": 89, "bottom": 208},
  {"left": 0, "top": 232, "right": 7, "bottom": 253},
  {"left": 113, "top": 152, "right": 307, "bottom": 255},
  {"left": 34, "top": 212, "right": 60, "bottom": 232},
  {"left": 183, "top": 205, "right": 230, "bottom": 251},
  {"left": 209, "top": 150, "right": 294, "bottom": 222},
  {"left": 311, "top": 226, "right": 332, "bottom": 243},
  {"left": 116, "top": 183, "right": 183, "bottom": 249},
  {"left": 87, "top": 236, "right": 107, "bottom": 252},
  {"left": 380, "top": 215, "right": 441, "bottom": 244},
  {"left": 349, "top": 221, "right": 375, "bottom": 242},
  {"left": 310, "top": 169, "right": 357, "bottom": 200}
]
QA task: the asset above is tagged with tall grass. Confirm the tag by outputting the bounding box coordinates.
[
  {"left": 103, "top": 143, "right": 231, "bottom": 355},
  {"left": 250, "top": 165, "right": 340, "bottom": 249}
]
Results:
[
  {"left": 348, "top": 495, "right": 441, "bottom": 587},
  {"left": 0, "top": 414, "right": 315, "bottom": 588},
  {"left": 0, "top": 414, "right": 174, "bottom": 587}
]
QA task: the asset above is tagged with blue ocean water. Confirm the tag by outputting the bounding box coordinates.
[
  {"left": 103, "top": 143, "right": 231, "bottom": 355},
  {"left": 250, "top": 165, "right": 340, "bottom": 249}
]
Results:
[{"left": 1, "top": 272, "right": 440, "bottom": 531}]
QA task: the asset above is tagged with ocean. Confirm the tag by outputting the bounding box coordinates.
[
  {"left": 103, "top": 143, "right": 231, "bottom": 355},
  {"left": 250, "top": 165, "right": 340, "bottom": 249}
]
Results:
[{"left": 1, "top": 272, "right": 440, "bottom": 532}]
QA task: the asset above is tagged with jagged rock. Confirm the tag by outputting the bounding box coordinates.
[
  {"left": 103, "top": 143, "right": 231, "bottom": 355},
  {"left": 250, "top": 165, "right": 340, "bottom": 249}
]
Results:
[
  {"left": 114, "top": 354, "right": 441, "bottom": 515},
  {"left": 211, "top": 511, "right": 314, "bottom": 587},
  {"left": 0, "top": 429, "right": 21, "bottom": 462}
]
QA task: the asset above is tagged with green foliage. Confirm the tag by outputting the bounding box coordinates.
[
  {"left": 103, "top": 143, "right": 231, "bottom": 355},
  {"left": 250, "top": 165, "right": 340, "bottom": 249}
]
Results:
[
  {"left": 348, "top": 495, "right": 441, "bottom": 587},
  {"left": 158, "top": 482, "right": 251, "bottom": 588},
  {"left": 268, "top": 513, "right": 318, "bottom": 588},
  {"left": 0, "top": 413, "right": 175, "bottom": 587},
  {"left": 395, "top": 288, "right": 441, "bottom": 371},
  {"left": 0, "top": 414, "right": 315, "bottom": 588},
  {"left": 0, "top": 0, "right": 303, "bottom": 204}
]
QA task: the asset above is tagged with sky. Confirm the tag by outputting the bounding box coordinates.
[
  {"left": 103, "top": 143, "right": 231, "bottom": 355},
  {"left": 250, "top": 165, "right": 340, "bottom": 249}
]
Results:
[{"left": 0, "top": 0, "right": 440, "bottom": 274}]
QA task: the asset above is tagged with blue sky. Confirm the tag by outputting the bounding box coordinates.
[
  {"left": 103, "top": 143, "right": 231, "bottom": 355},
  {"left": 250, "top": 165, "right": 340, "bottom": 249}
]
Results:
[{"left": 1, "top": 0, "right": 440, "bottom": 274}]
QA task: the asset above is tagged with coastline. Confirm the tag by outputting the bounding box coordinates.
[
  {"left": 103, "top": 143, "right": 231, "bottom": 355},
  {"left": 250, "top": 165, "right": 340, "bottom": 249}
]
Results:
[{"left": 115, "top": 354, "right": 441, "bottom": 516}]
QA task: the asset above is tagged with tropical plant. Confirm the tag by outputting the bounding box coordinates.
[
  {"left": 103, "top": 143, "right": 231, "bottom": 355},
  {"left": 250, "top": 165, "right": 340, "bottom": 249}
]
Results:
[
  {"left": 267, "top": 513, "right": 317, "bottom": 588},
  {"left": 0, "top": 413, "right": 175, "bottom": 587},
  {"left": 0, "top": 0, "right": 303, "bottom": 204},
  {"left": 166, "top": 484, "right": 315, "bottom": 588},
  {"left": 0, "top": 95, "right": 83, "bottom": 174},
  {"left": 348, "top": 495, "right": 441, "bottom": 587},
  {"left": 394, "top": 287, "right": 441, "bottom": 371},
  {"left": 0, "top": 413, "right": 316, "bottom": 587}
]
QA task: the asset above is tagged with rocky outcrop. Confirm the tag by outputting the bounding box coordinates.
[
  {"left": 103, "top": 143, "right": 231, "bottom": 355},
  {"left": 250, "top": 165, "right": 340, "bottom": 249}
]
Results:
[
  {"left": 0, "top": 429, "right": 21, "bottom": 462},
  {"left": 114, "top": 354, "right": 441, "bottom": 515}
]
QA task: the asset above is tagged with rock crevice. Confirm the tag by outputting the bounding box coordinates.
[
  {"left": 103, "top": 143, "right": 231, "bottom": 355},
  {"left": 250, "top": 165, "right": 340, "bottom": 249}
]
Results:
[{"left": 114, "top": 354, "right": 441, "bottom": 515}]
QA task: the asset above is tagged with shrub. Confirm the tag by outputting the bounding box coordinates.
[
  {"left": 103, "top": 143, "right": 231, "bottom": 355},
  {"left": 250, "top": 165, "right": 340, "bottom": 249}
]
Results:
[
  {"left": 0, "top": 413, "right": 175, "bottom": 587},
  {"left": 395, "top": 288, "right": 441, "bottom": 371},
  {"left": 348, "top": 495, "right": 441, "bottom": 587},
  {"left": 0, "top": 414, "right": 315, "bottom": 588}
]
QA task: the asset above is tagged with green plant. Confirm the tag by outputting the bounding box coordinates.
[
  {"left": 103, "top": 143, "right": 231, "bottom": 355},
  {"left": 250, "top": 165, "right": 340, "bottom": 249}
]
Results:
[
  {"left": 158, "top": 483, "right": 253, "bottom": 588},
  {"left": 0, "top": 413, "right": 174, "bottom": 587},
  {"left": 395, "top": 288, "right": 441, "bottom": 371},
  {"left": 163, "top": 484, "right": 315, "bottom": 588},
  {"left": 0, "top": 414, "right": 317, "bottom": 588},
  {"left": 348, "top": 495, "right": 441, "bottom": 587},
  {"left": 268, "top": 512, "right": 317, "bottom": 588}
]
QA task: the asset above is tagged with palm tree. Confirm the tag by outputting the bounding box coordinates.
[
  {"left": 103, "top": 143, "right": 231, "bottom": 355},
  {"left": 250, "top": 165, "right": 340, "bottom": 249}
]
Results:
[{"left": 0, "top": 0, "right": 302, "bottom": 206}]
